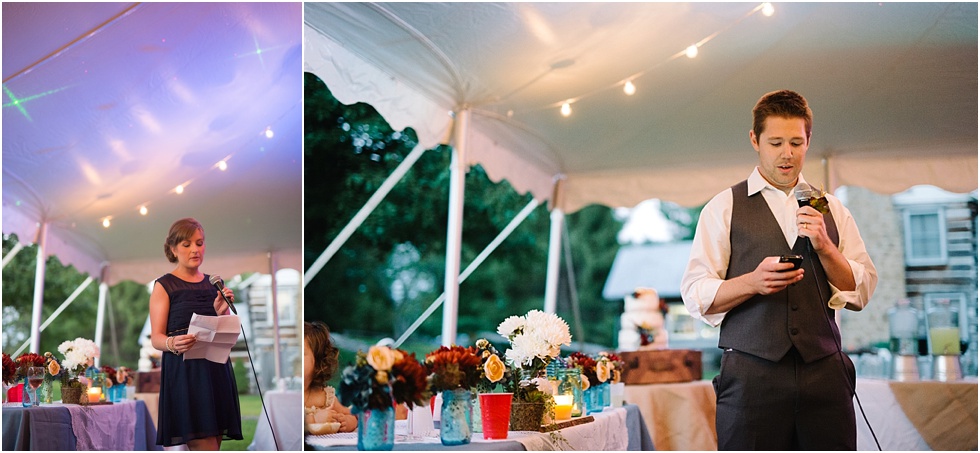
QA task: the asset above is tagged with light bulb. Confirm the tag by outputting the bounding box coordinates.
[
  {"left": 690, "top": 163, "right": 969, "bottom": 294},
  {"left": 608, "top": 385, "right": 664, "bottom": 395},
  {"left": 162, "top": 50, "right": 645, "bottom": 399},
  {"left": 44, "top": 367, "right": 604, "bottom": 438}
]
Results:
[
  {"left": 217, "top": 160, "right": 228, "bottom": 171},
  {"left": 762, "top": 3, "right": 775, "bottom": 16},
  {"left": 175, "top": 184, "right": 184, "bottom": 194},
  {"left": 102, "top": 218, "right": 111, "bottom": 228},
  {"left": 623, "top": 80, "right": 636, "bottom": 96},
  {"left": 560, "top": 102, "right": 572, "bottom": 117},
  {"left": 139, "top": 205, "right": 148, "bottom": 216},
  {"left": 264, "top": 127, "right": 274, "bottom": 139},
  {"left": 686, "top": 44, "right": 699, "bottom": 59}
]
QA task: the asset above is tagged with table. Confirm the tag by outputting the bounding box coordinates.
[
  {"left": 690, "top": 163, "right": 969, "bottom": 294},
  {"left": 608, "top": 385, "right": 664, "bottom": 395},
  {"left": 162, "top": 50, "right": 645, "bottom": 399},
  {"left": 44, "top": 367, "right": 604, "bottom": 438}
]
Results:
[
  {"left": 625, "top": 378, "right": 979, "bottom": 451},
  {"left": 306, "top": 404, "right": 653, "bottom": 451},
  {"left": 2, "top": 399, "right": 161, "bottom": 451},
  {"left": 855, "top": 378, "right": 977, "bottom": 451},
  {"left": 624, "top": 380, "right": 717, "bottom": 451},
  {"left": 249, "top": 390, "right": 302, "bottom": 451}
]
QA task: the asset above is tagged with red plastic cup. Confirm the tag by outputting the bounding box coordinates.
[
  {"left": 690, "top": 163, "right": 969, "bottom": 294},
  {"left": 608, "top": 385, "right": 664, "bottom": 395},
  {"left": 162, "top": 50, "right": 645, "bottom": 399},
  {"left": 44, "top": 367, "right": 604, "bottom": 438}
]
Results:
[
  {"left": 479, "top": 392, "right": 513, "bottom": 440},
  {"left": 7, "top": 383, "right": 23, "bottom": 402}
]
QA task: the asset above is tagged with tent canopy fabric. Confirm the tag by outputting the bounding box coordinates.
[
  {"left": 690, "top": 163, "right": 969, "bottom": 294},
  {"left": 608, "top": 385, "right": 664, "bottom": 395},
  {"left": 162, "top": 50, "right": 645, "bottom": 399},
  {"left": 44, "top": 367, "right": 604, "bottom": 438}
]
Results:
[
  {"left": 304, "top": 2, "right": 978, "bottom": 211},
  {"left": 3, "top": 3, "right": 303, "bottom": 285}
]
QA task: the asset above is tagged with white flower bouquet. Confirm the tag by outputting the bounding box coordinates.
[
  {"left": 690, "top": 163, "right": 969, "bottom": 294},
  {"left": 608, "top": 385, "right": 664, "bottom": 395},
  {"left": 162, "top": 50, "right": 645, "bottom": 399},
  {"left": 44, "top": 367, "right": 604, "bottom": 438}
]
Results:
[
  {"left": 57, "top": 337, "right": 100, "bottom": 386},
  {"left": 497, "top": 309, "right": 572, "bottom": 372}
]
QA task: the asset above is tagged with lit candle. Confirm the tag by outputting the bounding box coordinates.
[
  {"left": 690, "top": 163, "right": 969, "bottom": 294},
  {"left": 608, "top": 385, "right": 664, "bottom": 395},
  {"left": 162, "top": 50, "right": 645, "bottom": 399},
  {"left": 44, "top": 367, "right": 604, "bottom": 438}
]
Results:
[
  {"left": 87, "top": 387, "right": 102, "bottom": 403},
  {"left": 553, "top": 394, "right": 574, "bottom": 420}
]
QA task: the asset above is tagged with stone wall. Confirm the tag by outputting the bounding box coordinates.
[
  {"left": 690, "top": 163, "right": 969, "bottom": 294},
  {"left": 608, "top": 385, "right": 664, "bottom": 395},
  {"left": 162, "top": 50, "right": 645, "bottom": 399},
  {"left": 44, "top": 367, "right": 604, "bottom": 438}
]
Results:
[{"left": 837, "top": 186, "right": 906, "bottom": 351}]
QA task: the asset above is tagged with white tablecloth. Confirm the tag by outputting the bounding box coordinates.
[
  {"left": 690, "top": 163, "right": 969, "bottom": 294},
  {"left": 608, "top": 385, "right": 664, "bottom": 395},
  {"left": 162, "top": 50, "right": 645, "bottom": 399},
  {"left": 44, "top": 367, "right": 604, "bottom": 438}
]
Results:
[
  {"left": 249, "top": 390, "right": 302, "bottom": 451},
  {"left": 307, "top": 406, "right": 632, "bottom": 451}
]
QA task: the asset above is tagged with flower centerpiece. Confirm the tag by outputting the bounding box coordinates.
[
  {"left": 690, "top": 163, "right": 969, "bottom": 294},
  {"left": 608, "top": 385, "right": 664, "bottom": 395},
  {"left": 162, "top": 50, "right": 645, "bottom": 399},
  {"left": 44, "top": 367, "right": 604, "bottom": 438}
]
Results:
[
  {"left": 57, "top": 338, "right": 100, "bottom": 403},
  {"left": 3, "top": 353, "right": 18, "bottom": 385},
  {"left": 474, "top": 339, "right": 508, "bottom": 393},
  {"left": 497, "top": 310, "right": 571, "bottom": 430},
  {"left": 2, "top": 353, "right": 16, "bottom": 402},
  {"left": 425, "top": 345, "right": 482, "bottom": 445},
  {"left": 569, "top": 352, "right": 610, "bottom": 414},
  {"left": 339, "top": 345, "right": 429, "bottom": 450},
  {"left": 40, "top": 352, "right": 62, "bottom": 403},
  {"left": 14, "top": 353, "right": 46, "bottom": 406}
]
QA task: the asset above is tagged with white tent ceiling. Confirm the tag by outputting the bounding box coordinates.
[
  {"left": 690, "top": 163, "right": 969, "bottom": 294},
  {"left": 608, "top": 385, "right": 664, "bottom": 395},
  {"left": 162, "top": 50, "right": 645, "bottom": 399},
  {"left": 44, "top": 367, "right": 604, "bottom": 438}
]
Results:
[
  {"left": 304, "top": 2, "right": 978, "bottom": 211},
  {"left": 3, "top": 3, "right": 303, "bottom": 285}
]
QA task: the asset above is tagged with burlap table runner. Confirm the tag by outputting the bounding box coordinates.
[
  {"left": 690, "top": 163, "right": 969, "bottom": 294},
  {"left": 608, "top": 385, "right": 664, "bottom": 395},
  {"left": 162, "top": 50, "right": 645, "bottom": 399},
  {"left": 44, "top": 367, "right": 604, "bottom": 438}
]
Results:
[{"left": 889, "top": 380, "right": 978, "bottom": 451}]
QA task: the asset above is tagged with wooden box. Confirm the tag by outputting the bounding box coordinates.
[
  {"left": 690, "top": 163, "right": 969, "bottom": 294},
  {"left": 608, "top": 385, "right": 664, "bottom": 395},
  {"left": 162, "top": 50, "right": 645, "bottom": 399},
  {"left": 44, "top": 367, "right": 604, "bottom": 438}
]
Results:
[
  {"left": 136, "top": 369, "right": 161, "bottom": 393},
  {"left": 619, "top": 349, "right": 702, "bottom": 384}
]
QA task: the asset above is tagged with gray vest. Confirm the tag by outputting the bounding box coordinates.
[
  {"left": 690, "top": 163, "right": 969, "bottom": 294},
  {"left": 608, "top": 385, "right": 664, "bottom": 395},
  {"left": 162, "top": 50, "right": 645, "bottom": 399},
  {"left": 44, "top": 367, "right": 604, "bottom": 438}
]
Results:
[{"left": 718, "top": 180, "right": 842, "bottom": 363}]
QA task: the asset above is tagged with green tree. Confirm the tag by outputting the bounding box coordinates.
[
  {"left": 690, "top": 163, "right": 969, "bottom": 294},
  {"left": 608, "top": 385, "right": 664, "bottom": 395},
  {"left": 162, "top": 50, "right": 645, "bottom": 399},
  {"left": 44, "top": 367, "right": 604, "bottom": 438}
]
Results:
[
  {"left": 303, "top": 73, "right": 623, "bottom": 347},
  {"left": 3, "top": 234, "right": 147, "bottom": 366}
]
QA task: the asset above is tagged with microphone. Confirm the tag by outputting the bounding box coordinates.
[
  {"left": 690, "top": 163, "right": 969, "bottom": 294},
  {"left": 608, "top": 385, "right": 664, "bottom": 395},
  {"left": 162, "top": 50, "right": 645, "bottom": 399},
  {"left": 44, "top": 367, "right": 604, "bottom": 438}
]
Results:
[
  {"left": 209, "top": 275, "right": 238, "bottom": 315},
  {"left": 794, "top": 183, "right": 815, "bottom": 250}
]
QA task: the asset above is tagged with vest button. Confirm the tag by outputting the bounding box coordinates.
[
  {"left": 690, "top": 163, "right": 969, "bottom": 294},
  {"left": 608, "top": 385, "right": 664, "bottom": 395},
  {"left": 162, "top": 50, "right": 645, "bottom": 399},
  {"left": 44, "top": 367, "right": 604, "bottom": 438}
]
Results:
[{"left": 790, "top": 327, "right": 800, "bottom": 335}]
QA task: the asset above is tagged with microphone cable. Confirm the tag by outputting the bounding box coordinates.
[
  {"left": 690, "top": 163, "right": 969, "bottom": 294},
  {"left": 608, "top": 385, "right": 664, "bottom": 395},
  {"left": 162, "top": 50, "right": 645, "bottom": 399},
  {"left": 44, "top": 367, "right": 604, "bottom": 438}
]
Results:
[
  {"left": 215, "top": 279, "right": 281, "bottom": 451},
  {"left": 803, "top": 239, "right": 881, "bottom": 451},
  {"left": 238, "top": 325, "right": 281, "bottom": 451}
]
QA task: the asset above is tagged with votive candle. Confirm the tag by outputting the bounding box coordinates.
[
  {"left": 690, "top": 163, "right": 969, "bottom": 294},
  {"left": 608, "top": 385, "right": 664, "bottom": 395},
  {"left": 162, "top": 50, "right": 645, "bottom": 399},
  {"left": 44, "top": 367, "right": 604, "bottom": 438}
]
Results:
[
  {"left": 553, "top": 394, "right": 574, "bottom": 420},
  {"left": 87, "top": 387, "right": 102, "bottom": 403}
]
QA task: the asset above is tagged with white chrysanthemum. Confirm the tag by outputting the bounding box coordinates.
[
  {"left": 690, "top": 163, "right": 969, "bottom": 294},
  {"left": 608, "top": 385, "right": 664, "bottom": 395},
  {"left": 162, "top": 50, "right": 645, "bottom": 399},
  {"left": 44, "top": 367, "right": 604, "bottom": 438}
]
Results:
[
  {"left": 497, "top": 315, "right": 526, "bottom": 338},
  {"left": 505, "top": 332, "right": 549, "bottom": 367},
  {"left": 531, "top": 317, "right": 571, "bottom": 352}
]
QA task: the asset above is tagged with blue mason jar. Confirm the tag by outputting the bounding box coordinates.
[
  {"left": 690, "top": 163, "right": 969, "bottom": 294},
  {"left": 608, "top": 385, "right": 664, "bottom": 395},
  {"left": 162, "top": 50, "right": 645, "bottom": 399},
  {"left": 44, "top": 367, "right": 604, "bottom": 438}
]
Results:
[
  {"left": 357, "top": 407, "right": 395, "bottom": 450},
  {"left": 440, "top": 388, "right": 473, "bottom": 445}
]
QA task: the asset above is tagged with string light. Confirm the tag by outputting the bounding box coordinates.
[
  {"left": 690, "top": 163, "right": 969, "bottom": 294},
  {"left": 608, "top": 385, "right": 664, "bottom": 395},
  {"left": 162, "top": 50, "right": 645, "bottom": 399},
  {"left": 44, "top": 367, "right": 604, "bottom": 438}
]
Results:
[
  {"left": 560, "top": 102, "right": 572, "bottom": 117},
  {"left": 96, "top": 121, "right": 279, "bottom": 228},
  {"left": 623, "top": 80, "right": 636, "bottom": 96},
  {"left": 541, "top": 3, "right": 768, "bottom": 117},
  {"left": 685, "top": 44, "right": 699, "bottom": 59},
  {"left": 762, "top": 2, "right": 775, "bottom": 17}
]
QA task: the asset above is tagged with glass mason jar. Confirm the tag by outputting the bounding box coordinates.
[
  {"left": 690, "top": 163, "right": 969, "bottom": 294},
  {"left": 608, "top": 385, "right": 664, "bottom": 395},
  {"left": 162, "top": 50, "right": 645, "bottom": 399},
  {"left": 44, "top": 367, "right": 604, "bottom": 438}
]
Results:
[
  {"left": 927, "top": 299, "right": 961, "bottom": 356},
  {"left": 440, "top": 388, "right": 473, "bottom": 446},
  {"left": 357, "top": 406, "right": 395, "bottom": 451}
]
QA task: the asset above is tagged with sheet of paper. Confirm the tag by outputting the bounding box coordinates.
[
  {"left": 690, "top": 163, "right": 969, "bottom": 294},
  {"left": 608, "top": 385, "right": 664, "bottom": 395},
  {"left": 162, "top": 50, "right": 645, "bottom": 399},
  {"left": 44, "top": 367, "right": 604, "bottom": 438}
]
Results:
[{"left": 184, "top": 313, "right": 241, "bottom": 363}]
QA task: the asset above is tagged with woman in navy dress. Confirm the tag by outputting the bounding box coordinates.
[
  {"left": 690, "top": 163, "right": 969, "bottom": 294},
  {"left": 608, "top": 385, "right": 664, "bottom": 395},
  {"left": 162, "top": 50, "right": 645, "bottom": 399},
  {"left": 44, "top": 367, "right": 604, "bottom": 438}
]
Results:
[{"left": 149, "top": 218, "right": 243, "bottom": 450}]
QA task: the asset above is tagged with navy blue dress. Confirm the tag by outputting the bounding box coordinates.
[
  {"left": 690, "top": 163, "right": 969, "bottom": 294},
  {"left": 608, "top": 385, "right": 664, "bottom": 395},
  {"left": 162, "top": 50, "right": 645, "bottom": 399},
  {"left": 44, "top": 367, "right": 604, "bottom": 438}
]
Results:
[{"left": 156, "top": 273, "right": 243, "bottom": 447}]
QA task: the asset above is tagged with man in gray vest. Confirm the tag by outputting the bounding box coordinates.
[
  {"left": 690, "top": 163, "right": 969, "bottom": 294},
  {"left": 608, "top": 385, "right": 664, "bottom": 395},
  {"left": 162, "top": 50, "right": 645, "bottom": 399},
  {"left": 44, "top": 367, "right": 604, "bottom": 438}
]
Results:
[{"left": 681, "top": 90, "right": 877, "bottom": 450}]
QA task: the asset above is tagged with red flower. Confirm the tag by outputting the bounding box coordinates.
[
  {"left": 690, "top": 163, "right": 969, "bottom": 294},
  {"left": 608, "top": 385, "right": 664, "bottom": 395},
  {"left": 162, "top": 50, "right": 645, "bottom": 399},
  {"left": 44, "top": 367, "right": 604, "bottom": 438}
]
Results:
[
  {"left": 101, "top": 366, "right": 119, "bottom": 385},
  {"left": 2, "top": 353, "right": 17, "bottom": 384},
  {"left": 390, "top": 351, "right": 429, "bottom": 408},
  {"left": 425, "top": 345, "right": 482, "bottom": 392},
  {"left": 568, "top": 352, "right": 599, "bottom": 386}
]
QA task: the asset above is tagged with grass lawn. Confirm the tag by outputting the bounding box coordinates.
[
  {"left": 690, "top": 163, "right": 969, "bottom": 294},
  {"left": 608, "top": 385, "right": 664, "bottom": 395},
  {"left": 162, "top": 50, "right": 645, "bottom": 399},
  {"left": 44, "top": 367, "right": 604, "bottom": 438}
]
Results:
[{"left": 221, "top": 394, "right": 262, "bottom": 451}]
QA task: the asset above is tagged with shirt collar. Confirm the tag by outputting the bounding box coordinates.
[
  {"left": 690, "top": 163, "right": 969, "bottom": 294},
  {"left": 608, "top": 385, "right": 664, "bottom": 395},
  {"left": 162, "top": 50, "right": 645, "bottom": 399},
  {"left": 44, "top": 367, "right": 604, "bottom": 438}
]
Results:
[{"left": 747, "top": 167, "right": 809, "bottom": 197}]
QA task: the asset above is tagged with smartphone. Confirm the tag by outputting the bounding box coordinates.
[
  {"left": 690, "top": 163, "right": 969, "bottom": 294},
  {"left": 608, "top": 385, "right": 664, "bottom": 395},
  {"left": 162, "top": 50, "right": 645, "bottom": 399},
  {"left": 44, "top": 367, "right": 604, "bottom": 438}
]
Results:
[{"left": 779, "top": 254, "right": 803, "bottom": 270}]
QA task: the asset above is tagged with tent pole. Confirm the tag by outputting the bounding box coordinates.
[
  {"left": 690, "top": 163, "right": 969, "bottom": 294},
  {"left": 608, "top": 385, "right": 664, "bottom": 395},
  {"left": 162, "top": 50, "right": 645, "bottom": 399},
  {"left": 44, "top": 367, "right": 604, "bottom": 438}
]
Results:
[
  {"left": 29, "top": 222, "right": 48, "bottom": 354},
  {"left": 2, "top": 241, "right": 24, "bottom": 269},
  {"left": 304, "top": 144, "right": 428, "bottom": 288},
  {"left": 14, "top": 276, "right": 94, "bottom": 357},
  {"left": 94, "top": 273, "right": 108, "bottom": 367},
  {"left": 562, "top": 220, "right": 586, "bottom": 349},
  {"left": 105, "top": 281, "right": 121, "bottom": 365},
  {"left": 269, "top": 252, "right": 283, "bottom": 389},
  {"left": 544, "top": 208, "right": 564, "bottom": 314},
  {"left": 395, "top": 198, "right": 540, "bottom": 348},
  {"left": 441, "top": 109, "right": 469, "bottom": 346}
]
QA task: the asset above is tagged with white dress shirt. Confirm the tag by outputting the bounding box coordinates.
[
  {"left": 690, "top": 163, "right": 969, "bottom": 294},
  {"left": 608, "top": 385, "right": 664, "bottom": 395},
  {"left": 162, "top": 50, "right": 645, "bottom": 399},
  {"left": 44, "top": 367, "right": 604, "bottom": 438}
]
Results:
[{"left": 681, "top": 168, "right": 878, "bottom": 327}]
